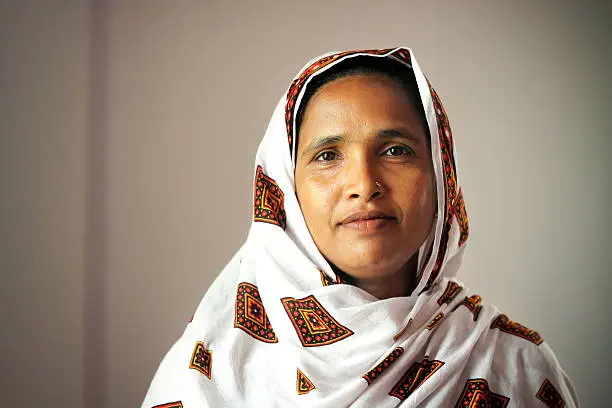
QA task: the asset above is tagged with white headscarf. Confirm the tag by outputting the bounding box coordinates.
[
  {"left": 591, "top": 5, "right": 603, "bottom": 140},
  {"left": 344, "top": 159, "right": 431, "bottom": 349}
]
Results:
[{"left": 142, "top": 47, "right": 579, "bottom": 408}]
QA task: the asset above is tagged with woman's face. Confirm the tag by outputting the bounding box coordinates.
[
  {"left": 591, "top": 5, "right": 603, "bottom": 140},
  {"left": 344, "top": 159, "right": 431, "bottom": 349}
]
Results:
[{"left": 295, "top": 74, "right": 436, "bottom": 286}]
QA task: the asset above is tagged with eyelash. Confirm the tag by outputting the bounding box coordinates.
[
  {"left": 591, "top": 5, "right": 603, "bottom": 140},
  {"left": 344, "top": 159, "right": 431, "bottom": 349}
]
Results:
[
  {"left": 315, "top": 151, "right": 339, "bottom": 162},
  {"left": 383, "top": 145, "right": 413, "bottom": 157},
  {"left": 314, "top": 145, "right": 414, "bottom": 162}
]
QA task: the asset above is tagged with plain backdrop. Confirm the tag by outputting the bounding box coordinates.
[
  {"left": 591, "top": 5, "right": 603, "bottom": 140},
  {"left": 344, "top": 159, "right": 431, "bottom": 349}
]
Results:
[{"left": 1, "top": 1, "right": 610, "bottom": 407}]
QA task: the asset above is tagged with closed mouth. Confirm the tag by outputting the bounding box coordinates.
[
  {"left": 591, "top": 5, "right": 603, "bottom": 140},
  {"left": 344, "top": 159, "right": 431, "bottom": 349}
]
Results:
[{"left": 340, "top": 211, "right": 396, "bottom": 225}]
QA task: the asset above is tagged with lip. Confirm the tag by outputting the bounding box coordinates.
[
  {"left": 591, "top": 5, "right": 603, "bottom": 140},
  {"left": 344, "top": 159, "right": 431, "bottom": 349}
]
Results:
[
  {"left": 340, "top": 210, "right": 396, "bottom": 225},
  {"left": 341, "top": 217, "right": 395, "bottom": 233}
]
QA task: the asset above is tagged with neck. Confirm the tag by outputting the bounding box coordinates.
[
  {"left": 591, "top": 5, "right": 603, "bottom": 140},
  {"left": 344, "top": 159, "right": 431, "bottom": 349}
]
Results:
[{"left": 332, "top": 254, "right": 419, "bottom": 300}]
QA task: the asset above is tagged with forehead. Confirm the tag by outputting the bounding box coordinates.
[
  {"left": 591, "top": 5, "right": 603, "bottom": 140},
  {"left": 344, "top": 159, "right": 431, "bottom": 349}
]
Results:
[
  {"left": 300, "top": 74, "right": 424, "bottom": 135},
  {"left": 309, "top": 73, "right": 411, "bottom": 106}
]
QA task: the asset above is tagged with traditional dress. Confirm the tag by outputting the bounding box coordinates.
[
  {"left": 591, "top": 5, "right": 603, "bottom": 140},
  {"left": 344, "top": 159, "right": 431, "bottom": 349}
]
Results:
[{"left": 142, "top": 47, "right": 579, "bottom": 407}]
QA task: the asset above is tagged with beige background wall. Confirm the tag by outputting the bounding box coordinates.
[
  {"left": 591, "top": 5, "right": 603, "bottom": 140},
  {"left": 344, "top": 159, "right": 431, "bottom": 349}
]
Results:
[
  {"left": 1, "top": 1, "right": 89, "bottom": 406},
  {"left": 1, "top": 1, "right": 610, "bottom": 407}
]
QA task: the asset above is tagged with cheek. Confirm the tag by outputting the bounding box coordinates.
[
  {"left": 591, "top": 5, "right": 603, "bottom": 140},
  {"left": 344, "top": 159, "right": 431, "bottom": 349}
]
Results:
[
  {"left": 401, "top": 172, "right": 436, "bottom": 217},
  {"left": 418, "top": 179, "right": 436, "bottom": 210},
  {"left": 296, "top": 176, "right": 338, "bottom": 229}
]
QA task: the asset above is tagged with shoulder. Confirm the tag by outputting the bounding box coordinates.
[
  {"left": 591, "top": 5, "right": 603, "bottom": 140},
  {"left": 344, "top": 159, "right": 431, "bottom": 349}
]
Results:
[
  {"left": 452, "top": 301, "right": 580, "bottom": 407},
  {"left": 425, "top": 287, "right": 580, "bottom": 407}
]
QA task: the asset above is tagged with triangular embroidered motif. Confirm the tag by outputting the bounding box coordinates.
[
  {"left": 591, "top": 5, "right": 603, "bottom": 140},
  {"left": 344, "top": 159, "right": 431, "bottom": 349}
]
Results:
[
  {"left": 234, "top": 282, "right": 278, "bottom": 343},
  {"left": 296, "top": 368, "right": 316, "bottom": 395},
  {"left": 389, "top": 357, "right": 444, "bottom": 401},
  {"left": 536, "top": 378, "right": 566, "bottom": 408},
  {"left": 455, "top": 378, "right": 510, "bottom": 408},
  {"left": 281, "top": 295, "right": 353, "bottom": 347}
]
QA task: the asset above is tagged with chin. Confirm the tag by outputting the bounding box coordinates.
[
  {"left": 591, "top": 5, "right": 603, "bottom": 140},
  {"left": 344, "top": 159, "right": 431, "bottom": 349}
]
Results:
[
  {"left": 350, "top": 242, "right": 399, "bottom": 262},
  {"left": 334, "top": 248, "right": 406, "bottom": 276}
]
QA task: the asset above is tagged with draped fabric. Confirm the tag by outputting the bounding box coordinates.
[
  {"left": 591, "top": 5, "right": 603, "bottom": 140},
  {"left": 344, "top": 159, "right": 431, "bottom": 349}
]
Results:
[{"left": 142, "top": 47, "right": 579, "bottom": 408}]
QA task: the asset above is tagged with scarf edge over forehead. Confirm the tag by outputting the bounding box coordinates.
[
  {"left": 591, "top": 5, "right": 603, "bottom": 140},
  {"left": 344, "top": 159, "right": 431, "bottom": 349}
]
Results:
[{"left": 259, "top": 46, "right": 469, "bottom": 297}]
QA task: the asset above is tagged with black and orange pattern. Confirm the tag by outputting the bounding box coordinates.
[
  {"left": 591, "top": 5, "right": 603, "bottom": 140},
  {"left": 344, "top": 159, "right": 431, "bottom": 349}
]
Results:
[
  {"left": 420, "top": 81, "right": 470, "bottom": 291},
  {"left": 389, "top": 358, "right": 445, "bottom": 401},
  {"left": 456, "top": 295, "right": 483, "bottom": 321},
  {"left": 152, "top": 402, "right": 183, "bottom": 408},
  {"left": 319, "top": 269, "right": 344, "bottom": 286},
  {"left": 393, "top": 318, "right": 413, "bottom": 342},
  {"left": 281, "top": 295, "right": 353, "bottom": 347},
  {"left": 454, "top": 378, "right": 510, "bottom": 408},
  {"left": 189, "top": 341, "right": 212, "bottom": 379},
  {"left": 425, "top": 313, "right": 445, "bottom": 331},
  {"left": 453, "top": 189, "right": 469, "bottom": 247},
  {"left": 490, "top": 314, "right": 543, "bottom": 346},
  {"left": 536, "top": 378, "right": 566, "bottom": 408},
  {"left": 430, "top": 84, "right": 458, "bottom": 218},
  {"left": 362, "top": 347, "right": 405, "bottom": 385},
  {"left": 253, "top": 165, "right": 286, "bottom": 230},
  {"left": 437, "top": 281, "right": 463, "bottom": 305},
  {"left": 320, "top": 270, "right": 335, "bottom": 286},
  {"left": 234, "top": 282, "right": 278, "bottom": 343},
  {"left": 296, "top": 368, "right": 316, "bottom": 395}
]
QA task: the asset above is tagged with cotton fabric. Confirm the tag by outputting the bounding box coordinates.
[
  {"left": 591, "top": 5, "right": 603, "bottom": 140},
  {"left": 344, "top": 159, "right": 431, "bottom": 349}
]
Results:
[{"left": 142, "top": 47, "right": 579, "bottom": 408}]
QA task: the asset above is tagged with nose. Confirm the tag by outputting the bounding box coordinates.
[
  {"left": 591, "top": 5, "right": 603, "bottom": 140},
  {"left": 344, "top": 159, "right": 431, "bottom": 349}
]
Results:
[{"left": 344, "top": 154, "right": 384, "bottom": 202}]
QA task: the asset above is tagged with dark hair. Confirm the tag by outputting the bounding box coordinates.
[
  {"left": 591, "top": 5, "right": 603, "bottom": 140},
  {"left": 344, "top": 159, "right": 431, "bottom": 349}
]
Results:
[{"left": 295, "top": 56, "right": 429, "bottom": 149}]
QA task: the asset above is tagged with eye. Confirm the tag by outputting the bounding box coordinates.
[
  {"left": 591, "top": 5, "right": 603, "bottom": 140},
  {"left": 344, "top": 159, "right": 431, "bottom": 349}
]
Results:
[
  {"left": 314, "top": 151, "right": 338, "bottom": 162},
  {"left": 383, "top": 145, "right": 413, "bottom": 156}
]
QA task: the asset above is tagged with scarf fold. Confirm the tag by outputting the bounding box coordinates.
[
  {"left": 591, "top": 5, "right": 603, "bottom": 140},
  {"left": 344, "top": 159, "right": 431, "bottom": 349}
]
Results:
[{"left": 142, "top": 47, "right": 579, "bottom": 408}]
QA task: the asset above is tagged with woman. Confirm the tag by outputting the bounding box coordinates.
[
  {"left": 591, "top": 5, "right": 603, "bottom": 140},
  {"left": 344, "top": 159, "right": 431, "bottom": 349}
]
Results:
[{"left": 142, "top": 47, "right": 579, "bottom": 407}]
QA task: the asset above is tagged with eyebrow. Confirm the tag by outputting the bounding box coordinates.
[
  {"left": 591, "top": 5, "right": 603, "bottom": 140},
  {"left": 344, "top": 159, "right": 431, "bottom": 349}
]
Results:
[
  {"left": 376, "top": 128, "right": 423, "bottom": 144},
  {"left": 300, "top": 128, "right": 423, "bottom": 159},
  {"left": 301, "top": 134, "right": 346, "bottom": 159}
]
